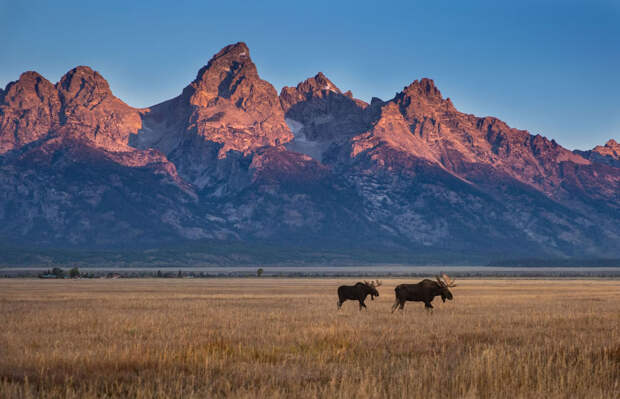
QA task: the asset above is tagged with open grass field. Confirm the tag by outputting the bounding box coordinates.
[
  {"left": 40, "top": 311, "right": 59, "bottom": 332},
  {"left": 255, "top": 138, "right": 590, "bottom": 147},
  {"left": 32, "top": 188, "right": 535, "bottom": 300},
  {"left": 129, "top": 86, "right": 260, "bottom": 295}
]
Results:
[{"left": 0, "top": 278, "right": 618, "bottom": 398}]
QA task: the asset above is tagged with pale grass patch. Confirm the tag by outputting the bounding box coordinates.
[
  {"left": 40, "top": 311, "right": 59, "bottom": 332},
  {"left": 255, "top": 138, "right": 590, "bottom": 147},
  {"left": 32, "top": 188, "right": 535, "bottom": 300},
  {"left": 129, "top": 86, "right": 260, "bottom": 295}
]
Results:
[{"left": 0, "top": 278, "right": 618, "bottom": 398}]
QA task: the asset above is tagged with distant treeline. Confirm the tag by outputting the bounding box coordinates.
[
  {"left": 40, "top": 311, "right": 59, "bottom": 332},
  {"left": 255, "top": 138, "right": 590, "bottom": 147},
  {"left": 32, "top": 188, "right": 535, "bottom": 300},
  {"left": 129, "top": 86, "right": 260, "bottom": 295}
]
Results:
[{"left": 1, "top": 268, "right": 620, "bottom": 279}]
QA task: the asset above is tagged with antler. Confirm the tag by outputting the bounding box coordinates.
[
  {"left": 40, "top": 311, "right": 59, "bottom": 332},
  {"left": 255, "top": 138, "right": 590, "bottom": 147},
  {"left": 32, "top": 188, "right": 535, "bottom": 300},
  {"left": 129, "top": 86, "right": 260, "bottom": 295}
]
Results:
[
  {"left": 374, "top": 279, "right": 382, "bottom": 287},
  {"left": 441, "top": 273, "right": 456, "bottom": 287}
]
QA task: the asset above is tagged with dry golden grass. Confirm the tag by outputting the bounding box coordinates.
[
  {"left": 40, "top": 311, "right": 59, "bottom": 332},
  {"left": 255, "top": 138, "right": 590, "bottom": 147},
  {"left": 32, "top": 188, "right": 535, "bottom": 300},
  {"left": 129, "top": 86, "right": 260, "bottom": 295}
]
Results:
[{"left": 0, "top": 278, "right": 618, "bottom": 398}]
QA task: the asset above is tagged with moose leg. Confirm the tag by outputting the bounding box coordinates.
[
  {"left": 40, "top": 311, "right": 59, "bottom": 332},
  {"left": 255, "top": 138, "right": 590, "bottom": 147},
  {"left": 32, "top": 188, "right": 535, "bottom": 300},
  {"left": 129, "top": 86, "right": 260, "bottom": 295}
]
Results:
[
  {"left": 424, "top": 302, "right": 434, "bottom": 314},
  {"left": 337, "top": 293, "right": 346, "bottom": 310},
  {"left": 358, "top": 300, "right": 367, "bottom": 311},
  {"left": 391, "top": 298, "right": 400, "bottom": 313},
  {"left": 392, "top": 298, "right": 405, "bottom": 313}
]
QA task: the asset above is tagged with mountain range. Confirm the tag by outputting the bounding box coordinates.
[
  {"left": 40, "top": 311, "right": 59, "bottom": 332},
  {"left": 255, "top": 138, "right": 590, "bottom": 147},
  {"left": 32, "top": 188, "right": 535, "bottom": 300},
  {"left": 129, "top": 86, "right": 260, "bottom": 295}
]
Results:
[{"left": 1, "top": 42, "right": 618, "bottom": 265}]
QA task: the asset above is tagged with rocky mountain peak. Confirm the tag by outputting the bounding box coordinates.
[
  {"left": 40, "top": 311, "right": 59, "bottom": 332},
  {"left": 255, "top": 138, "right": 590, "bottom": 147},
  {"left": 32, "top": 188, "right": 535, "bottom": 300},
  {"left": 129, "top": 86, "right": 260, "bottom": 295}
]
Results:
[
  {"left": 308, "top": 72, "right": 341, "bottom": 94},
  {"left": 402, "top": 78, "right": 442, "bottom": 99},
  {"left": 193, "top": 42, "right": 256, "bottom": 92},
  {"left": 280, "top": 72, "right": 342, "bottom": 103},
  {"left": 57, "top": 66, "right": 112, "bottom": 104},
  {"left": 0, "top": 71, "right": 60, "bottom": 153},
  {"left": 279, "top": 72, "right": 370, "bottom": 152},
  {"left": 393, "top": 78, "right": 455, "bottom": 122},
  {"left": 0, "top": 66, "right": 143, "bottom": 154},
  {"left": 603, "top": 139, "right": 619, "bottom": 149},
  {"left": 2, "top": 71, "right": 57, "bottom": 106},
  {"left": 133, "top": 42, "right": 292, "bottom": 179},
  {"left": 209, "top": 41, "right": 251, "bottom": 65},
  {"left": 187, "top": 41, "right": 279, "bottom": 109},
  {"left": 573, "top": 138, "right": 620, "bottom": 167},
  {"left": 592, "top": 138, "right": 620, "bottom": 160},
  {"left": 17, "top": 70, "right": 47, "bottom": 84},
  {"left": 370, "top": 97, "right": 384, "bottom": 106}
]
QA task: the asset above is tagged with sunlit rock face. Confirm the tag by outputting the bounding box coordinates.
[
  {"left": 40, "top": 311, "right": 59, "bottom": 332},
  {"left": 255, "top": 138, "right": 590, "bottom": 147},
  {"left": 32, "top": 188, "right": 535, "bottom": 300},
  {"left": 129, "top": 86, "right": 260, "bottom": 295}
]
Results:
[
  {"left": 131, "top": 42, "right": 293, "bottom": 188},
  {"left": 0, "top": 42, "right": 618, "bottom": 260},
  {"left": 0, "top": 71, "right": 62, "bottom": 153},
  {"left": 0, "top": 67, "right": 145, "bottom": 154},
  {"left": 575, "top": 139, "right": 620, "bottom": 168}
]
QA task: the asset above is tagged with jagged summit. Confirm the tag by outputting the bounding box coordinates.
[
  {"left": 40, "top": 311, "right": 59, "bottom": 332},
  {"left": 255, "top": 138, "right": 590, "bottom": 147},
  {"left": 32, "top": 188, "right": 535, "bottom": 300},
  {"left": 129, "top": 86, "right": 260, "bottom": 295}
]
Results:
[
  {"left": 187, "top": 41, "right": 278, "bottom": 108},
  {"left": 133, "top": 42, "right": 292, "bottom": 181},
  {"left": 280, "top": 71, "right": 370, "bottom": 152},
  {"left": 279, "top": 72, "right": 343, "bottom": 109},
  {"left": 17, "top": 70, "right": 48, "bottom": 83},
  {"left": 210, "top": 41, "right": 250, "bottom": 62},
  {"left": 57, "top": 66, "right": 113, "bottom": 104},
  {"left": 304, "top": 72, "right": 341, "bottom": 94},
  {"left": 0, "top": 71, "right": 60, "bottom": 153},
  {"left": 575, "top": 138, "right": 620, "bottom": 167},
  {"left": 5, "top": 71, "right": 56, "bottom": 98},
  {"left": 594, "top": 139, "right": 620, "bottom": 159},
  {"left": 195, "top": 42, "right": 256, "bottom": 85},
  {"left": 392, "top": 77, "right": 455, "bottom": 119},
  {"left": 0, "top": 65, "right": 143, "bottom": 153},
  {"left": 402, "top": 78, "right": 443, "bottom": 99},
  {"left": 59, "top": 66, "right": 108, "bottom": 85}
]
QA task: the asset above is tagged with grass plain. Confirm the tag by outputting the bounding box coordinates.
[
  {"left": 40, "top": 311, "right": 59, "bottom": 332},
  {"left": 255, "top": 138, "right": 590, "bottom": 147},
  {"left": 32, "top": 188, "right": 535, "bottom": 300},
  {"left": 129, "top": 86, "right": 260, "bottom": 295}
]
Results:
[{"left": 0, "top": 278, "right": 618, "bottom": 398}]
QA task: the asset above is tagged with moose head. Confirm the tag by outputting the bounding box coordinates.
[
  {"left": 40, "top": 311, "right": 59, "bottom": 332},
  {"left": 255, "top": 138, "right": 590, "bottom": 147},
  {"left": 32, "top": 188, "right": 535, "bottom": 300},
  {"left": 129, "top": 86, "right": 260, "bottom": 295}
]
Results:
[
  {"left": 435, "top": 273, "right": 456, "bottom": 302},
  {"left": 365, "top": 279, "right": 382, "bottom": 300}
]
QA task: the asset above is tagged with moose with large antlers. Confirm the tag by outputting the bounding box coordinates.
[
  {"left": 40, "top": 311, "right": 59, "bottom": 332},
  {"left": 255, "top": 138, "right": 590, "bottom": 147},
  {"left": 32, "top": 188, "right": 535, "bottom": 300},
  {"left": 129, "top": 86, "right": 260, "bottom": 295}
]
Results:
[
  {"left": 391, "top": 274, "right": 456, "bottom": 313},
  {"left": 337, "top": 280, "right": 382, "bottom": 311}
]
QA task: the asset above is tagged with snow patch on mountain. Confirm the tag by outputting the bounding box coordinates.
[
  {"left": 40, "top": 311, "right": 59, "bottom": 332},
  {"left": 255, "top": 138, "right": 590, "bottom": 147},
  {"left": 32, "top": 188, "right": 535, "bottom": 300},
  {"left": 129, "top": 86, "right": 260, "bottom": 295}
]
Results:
[{"left": 284, "top": 118, "right": 329, "bottom": 161}]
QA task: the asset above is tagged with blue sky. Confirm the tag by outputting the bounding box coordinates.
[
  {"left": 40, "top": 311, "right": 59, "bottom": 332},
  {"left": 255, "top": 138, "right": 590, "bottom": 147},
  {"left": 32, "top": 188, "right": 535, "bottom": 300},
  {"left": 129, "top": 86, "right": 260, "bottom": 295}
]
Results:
[{"left": 1, "top": 0, "right": 618, "bottom": 150}]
